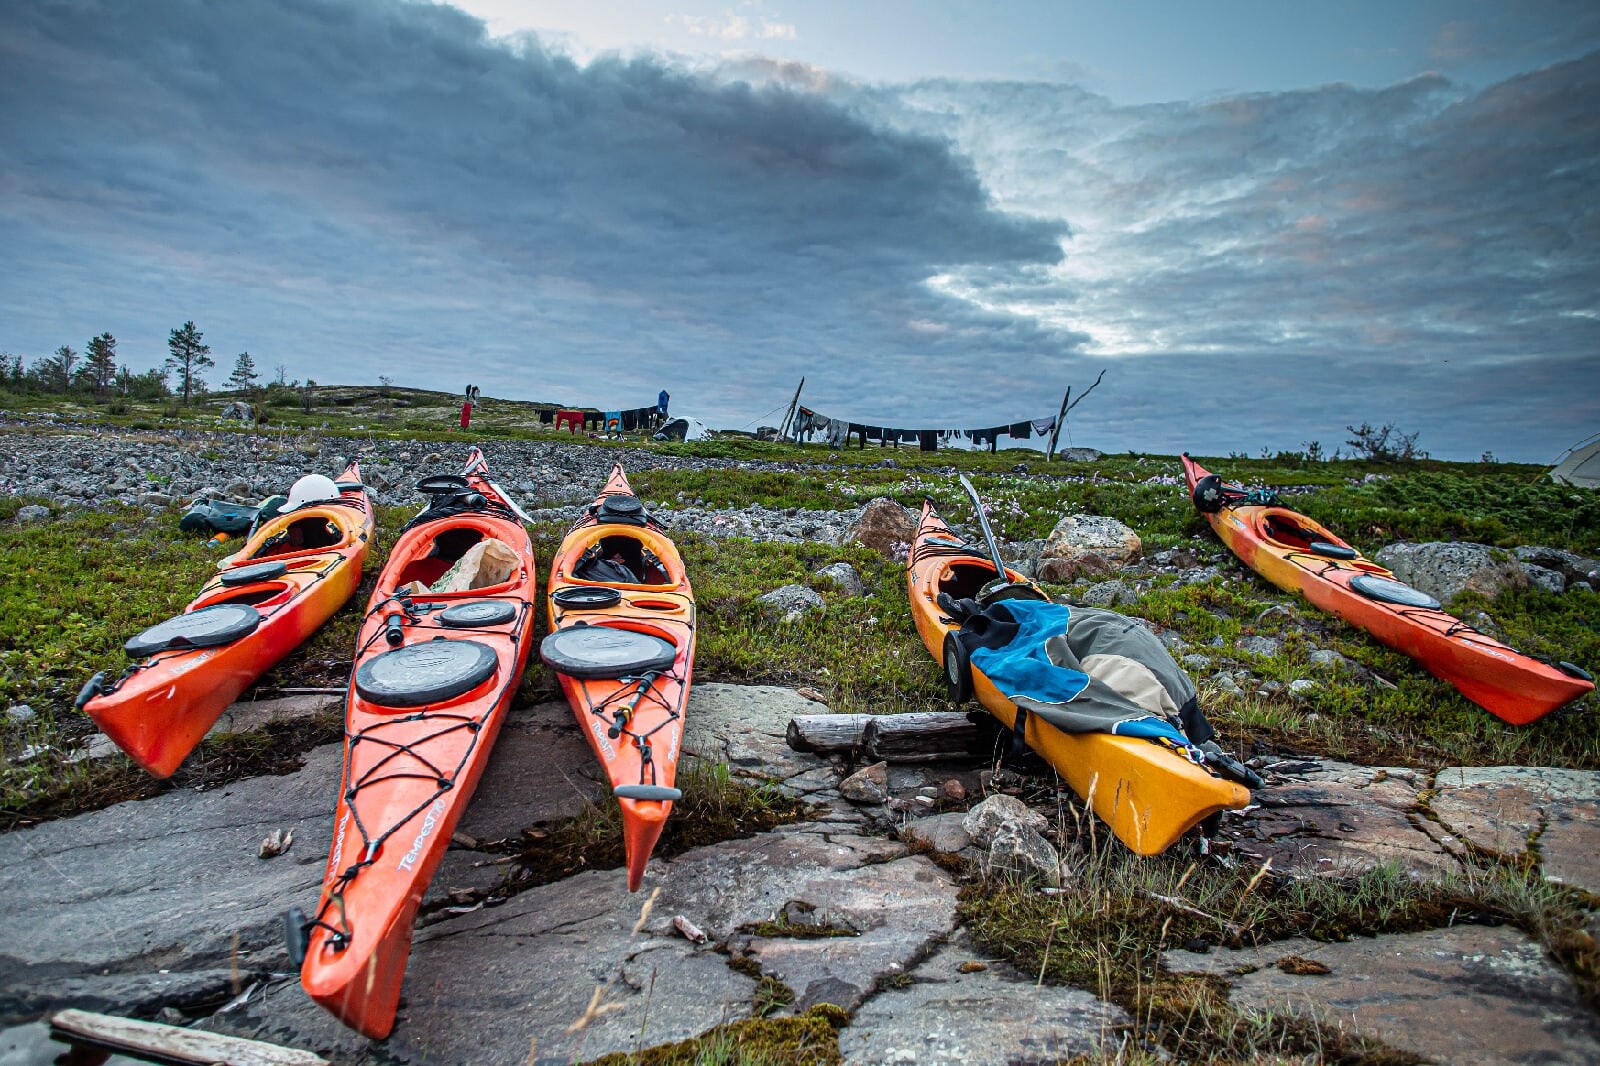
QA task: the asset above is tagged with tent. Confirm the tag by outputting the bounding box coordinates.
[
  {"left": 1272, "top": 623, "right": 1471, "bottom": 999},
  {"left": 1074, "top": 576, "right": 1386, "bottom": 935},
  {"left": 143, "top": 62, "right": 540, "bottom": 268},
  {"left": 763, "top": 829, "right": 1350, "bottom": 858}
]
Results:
[
  {"left": 1550, "top": 433, "right": 1600, "bottom": 489},
  {"left": 653, "top": 416, "right": 711, "bottom": 442}
]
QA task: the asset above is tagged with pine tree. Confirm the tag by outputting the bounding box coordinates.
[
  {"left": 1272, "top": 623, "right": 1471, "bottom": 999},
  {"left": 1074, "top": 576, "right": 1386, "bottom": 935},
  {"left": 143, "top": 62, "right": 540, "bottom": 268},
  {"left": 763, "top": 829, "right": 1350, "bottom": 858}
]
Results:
[
  {"left": 165, "top": 321, "right": 214, "bottom": 405},
  {"left": 43, "top": 346, "right": 78, "bottom": 392},
  {"left": 84, "top": 333, "right": 118, "bottom": 395},
  {"left": 227, "top": 351, "right": 259, "bottom": 393}
]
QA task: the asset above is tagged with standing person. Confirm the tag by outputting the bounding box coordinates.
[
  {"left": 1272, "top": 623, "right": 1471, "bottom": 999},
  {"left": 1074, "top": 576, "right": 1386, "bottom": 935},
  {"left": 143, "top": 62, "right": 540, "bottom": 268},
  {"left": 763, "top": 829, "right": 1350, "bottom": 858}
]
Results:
[
  {"left": 657, "top": 388, "right": 670, "bottom": 426},
  {"left": 459, "top": 400, "right": 472, "bottom": 431}
]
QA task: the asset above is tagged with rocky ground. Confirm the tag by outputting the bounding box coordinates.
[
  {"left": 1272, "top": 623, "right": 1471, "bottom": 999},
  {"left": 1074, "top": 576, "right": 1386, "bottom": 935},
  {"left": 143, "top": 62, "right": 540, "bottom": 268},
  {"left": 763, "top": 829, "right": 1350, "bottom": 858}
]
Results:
[
  {"left": 2, "top": 684, "right": 1597, "bottom": 1064},
  {"left": 3, "top": 423, "right": 1599, "bottom": 1063}
]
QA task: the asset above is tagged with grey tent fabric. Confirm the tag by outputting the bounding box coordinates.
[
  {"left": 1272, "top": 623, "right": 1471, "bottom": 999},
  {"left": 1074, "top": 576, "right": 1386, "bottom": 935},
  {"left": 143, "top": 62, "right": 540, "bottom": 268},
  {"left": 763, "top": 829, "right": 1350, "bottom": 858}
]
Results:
[{"left": 1550, "top": 433, "right": 1600, "bottom": 489}]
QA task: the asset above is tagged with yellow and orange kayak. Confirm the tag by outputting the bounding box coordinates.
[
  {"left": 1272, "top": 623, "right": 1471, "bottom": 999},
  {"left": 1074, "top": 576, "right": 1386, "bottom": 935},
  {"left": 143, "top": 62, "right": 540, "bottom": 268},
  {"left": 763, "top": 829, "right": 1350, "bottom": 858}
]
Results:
[
  {"left": 542, "top": 464, "right": 694, "bottom": 892},
  {"left": 78, "top": 463, "right": 373, "bottom": 777},
  {"left": 908, "top": 500, "right": 1249, "bottom": 855},
  {"left": 1180, "top": 453, "right": 1593, "bottom": 725},
  {"left": 296, "top": 448, "right": 537, "bottom": 1039}
]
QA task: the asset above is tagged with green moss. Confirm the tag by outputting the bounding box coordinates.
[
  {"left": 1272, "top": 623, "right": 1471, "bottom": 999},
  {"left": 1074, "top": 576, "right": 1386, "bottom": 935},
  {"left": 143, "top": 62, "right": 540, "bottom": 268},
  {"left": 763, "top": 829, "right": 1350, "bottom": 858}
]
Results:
[
  {"left": 500, "top": 762, "right": 808, "bottom": 891},
  {"left": 578, "top": 1005, "right": 845, "bottom": 1066},
  {"left": 751, "top": 976, "right": 795, "bottom": 1017},
  {"left": 959, "top": 849, "right": 1600, "bottom": 1058}
]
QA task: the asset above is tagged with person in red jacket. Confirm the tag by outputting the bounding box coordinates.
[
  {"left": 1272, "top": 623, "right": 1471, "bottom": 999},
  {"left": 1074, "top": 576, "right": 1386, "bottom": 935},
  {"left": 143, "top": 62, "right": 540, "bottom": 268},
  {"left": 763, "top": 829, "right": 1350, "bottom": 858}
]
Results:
[{"left": 459, "top": 401, "right": 471, "bottom": 430}]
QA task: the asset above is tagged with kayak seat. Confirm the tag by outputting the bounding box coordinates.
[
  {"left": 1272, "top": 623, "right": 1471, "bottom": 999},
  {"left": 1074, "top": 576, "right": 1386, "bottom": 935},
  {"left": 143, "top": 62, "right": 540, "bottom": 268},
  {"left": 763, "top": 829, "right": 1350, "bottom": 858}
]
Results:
[
  {"left": 939, "top": 560, "right": 999, "bottom": 603},
  {"left": 125, "top": 603, "right": 263, "bottom": 657},
  {"left": 540, "top": 625, "right": 678, "bottom": 679},
  {"left": 576, "top": 536, "right": 670, "bottom": 585}
]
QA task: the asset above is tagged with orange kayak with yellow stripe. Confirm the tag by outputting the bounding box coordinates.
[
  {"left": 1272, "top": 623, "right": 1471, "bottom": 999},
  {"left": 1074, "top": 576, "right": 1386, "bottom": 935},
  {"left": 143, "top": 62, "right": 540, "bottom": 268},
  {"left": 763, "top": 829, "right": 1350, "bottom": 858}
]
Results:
[
  {"left": 77, "top": 463, "right": 373, "bottom": 777},
  {"left": 1180, "top": 453, "right": 1593, "bottom": 725},
  {"left": 542, "top": 464, "right": 694, "bottom": 892},
  {"left": 296, "top": 448, "right": 538, "bottom": 1039},
  {"left": 908, "top": 500, "right": 1249, "bottom": 855}
]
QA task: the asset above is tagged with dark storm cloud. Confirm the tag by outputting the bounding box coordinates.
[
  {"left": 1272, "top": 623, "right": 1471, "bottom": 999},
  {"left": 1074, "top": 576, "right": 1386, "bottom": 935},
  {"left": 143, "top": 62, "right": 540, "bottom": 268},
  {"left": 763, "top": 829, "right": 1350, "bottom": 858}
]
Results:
[
  {"left": 842, "top": 55, "right": 1600, "bottom": 458},
  {"left": 0, "top": 0, "right": 1069, "bottom": 423}
]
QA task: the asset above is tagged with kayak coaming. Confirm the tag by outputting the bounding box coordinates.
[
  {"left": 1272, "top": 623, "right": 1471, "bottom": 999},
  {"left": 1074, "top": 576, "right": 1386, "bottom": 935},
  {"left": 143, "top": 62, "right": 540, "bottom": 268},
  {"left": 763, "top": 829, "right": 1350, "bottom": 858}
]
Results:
[
  {"left": 545, "top": 464, "right": 695, "bottom": 892},
  {"left": 1180, "top": 453, "right": 1593, "bottom": 725},
  {"left": 300, "top": 449, "right": 536, "bottom": 1039},
  {"left": 83, "top": 463, "right": 372, "bottom": 777},
  {"left": 908, "top": 500, "right": 1249, "bottom": 855}
]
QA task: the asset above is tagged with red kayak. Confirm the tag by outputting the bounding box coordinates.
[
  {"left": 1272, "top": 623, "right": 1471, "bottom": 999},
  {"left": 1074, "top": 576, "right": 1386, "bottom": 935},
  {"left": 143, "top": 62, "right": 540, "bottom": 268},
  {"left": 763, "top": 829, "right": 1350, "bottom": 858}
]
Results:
[
  {"left": 78, "top": 464, "right": 373, "bottom": 776},
  {"left": 294, "top": 448, "right": 537, "bottom": 1038},
  {"left": 542, "top": 464, "right": 695, "bottom": 892},
  {"left": 1182, "top": 453, "right": 1593, "bottom": 725}
]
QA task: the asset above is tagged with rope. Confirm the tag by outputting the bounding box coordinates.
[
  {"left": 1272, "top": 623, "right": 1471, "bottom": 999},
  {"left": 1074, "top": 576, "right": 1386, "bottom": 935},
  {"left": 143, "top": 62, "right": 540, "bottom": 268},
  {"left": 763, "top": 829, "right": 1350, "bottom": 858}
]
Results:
[
  {"left": 306, "top": 595, "right": 531, "bottom": 951},
  {"left": 580, "top": 665, "right": 685, "bottom": 788}
]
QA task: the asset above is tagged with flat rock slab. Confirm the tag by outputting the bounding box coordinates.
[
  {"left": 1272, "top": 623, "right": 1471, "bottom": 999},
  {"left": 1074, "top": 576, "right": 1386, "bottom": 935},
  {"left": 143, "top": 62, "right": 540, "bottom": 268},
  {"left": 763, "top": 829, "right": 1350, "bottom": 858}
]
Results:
[
  {"left": 0, "top": 698, "right": 604, "bottom": 1025},
  {"left": 208, "top": 828, "right": 958, "bottom": 1064},
  {"left": 0, "top": 742, "right": 342, "bottom": 1024},
  {"left": 1430, "top": 766, "right": 1600, "bottom": 894},
  {"left": 1228, "top": 761, "right": 1457, "bottom": 878},
  {"left": 206, "top": 693, "right": 342, "bottom": 738},
  {"left": 841, "top": 932, "right": 1129, "bottom": 1064},
  {"left": 681, "top": 683, "right": 836, "bottom": 798},
  {"left": 1163, "top": 925, "right": 1600, "bottom": 1065}
]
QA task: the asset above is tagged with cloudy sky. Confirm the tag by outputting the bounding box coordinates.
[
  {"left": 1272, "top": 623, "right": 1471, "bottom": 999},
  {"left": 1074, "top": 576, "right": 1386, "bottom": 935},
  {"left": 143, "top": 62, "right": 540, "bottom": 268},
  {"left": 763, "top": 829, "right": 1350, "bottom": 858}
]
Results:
[{"left": 3, "top": 1, "right": 1596, "bottom": 460}]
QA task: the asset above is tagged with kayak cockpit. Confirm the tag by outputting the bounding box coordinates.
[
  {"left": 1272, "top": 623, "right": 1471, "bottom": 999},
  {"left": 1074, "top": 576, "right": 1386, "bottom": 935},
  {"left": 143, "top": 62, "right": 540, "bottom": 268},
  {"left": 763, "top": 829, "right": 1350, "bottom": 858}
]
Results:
[
  {"left": 574, "top": 533, "right": 674, "bottom": 586},
  {"left": 250, "top": 512, "right": 352, "bottom": 560},
  {"left": 1258, "top": 510, "right": 1360, "bottom": 559},
  {"left": 938, "top": 559, "right": 999, "bottom": 600},
  {"left": 391, "top": 526, "right": 487, "bottom": 588}
]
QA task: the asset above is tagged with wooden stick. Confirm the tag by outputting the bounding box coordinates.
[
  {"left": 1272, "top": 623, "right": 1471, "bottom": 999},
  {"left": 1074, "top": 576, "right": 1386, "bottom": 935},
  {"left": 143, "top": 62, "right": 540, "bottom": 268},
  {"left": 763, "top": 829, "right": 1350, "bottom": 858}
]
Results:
[{"left": 50, "top": 1009, "right": 329, "bottom": 1066}]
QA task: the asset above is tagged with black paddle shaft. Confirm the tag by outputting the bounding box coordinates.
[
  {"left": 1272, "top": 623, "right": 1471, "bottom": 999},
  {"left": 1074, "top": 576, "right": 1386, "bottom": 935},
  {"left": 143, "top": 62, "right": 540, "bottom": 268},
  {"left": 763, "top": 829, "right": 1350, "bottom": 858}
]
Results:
[{"left": 957, "top": 474, "right": 1009, "bottom": 580}]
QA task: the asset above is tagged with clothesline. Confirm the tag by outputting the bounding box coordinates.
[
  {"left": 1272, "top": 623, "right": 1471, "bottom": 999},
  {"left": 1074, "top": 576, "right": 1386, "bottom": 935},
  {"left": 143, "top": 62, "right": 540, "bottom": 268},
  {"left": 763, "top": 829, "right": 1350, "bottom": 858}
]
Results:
[{"left": 788, "top": 405, "right": 1057, "bottom": 452}]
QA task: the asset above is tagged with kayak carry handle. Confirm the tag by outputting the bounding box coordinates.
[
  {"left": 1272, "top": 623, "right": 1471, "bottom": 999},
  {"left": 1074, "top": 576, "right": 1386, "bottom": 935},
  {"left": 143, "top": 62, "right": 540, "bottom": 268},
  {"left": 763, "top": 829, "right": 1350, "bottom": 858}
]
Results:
[
  {"left": 614, "top": 784, "right": 682, "bottom": 802},
  {"left": 75, "top": 672, "right": 106, "bottom": 710},
  {"left": 283, "top": 907, "right": 310, "bottom": 970}
]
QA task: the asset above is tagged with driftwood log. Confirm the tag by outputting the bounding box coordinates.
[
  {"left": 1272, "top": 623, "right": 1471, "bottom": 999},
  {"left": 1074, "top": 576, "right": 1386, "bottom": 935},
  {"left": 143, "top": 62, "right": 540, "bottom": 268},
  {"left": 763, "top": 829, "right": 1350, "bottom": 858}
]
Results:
[
  {"left": 50, "top": 1008, "right": 329, "bottom": 1065},
  {"left": 786, "top": 711, "right": 986, "bottom": 763}
]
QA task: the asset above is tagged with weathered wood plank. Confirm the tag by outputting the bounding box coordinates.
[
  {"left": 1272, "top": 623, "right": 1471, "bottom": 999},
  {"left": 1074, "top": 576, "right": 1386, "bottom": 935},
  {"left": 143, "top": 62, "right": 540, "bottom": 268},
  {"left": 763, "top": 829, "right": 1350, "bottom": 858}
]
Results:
[
  {"left": 788, "top": 711, "right": 985, "bottom": 762},
  {"left": 786, "top": 714, "right": 872, "bottom": 755},
  {"left": 864, "top": 712, "right": 984, "bottom": 762},
  {"left": 50, "top": 1009, "right": 329, "bottom": 1066}
]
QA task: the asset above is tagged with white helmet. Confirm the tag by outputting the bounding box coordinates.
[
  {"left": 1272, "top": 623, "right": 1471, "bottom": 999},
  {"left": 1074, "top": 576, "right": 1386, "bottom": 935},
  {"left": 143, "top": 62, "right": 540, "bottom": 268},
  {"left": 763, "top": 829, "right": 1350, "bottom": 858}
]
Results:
[{"left": 286, "top": 473, "right": 340, "bottom": 510}]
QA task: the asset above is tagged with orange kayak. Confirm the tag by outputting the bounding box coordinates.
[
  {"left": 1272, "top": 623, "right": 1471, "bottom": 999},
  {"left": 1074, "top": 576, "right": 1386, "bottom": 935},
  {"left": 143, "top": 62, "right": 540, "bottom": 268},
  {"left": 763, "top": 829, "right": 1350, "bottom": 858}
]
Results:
[
  {"left": 1181, "top": 453, "right": 1593, "bottom": 725},
  {"left": 909, "top": 500, "right": 1249, "bottom": 854},
  {"left": 542, "top": 464, "right": 694, "bottom": 891},
  {"left": 78, "top": 463, "right": 373, "bottom": 777},
  {"left": 296, "top": 448, "right": 537, "bottom": 1038}
]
